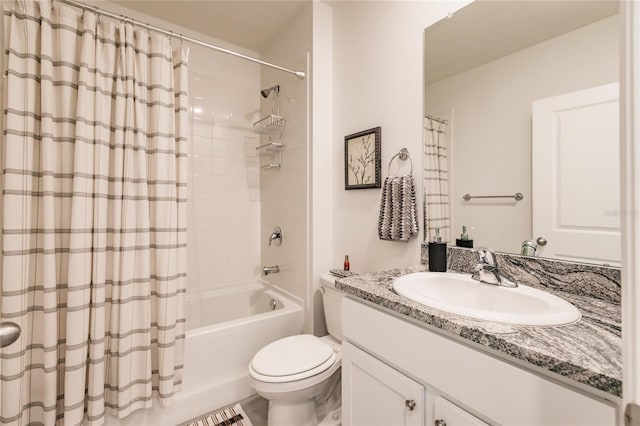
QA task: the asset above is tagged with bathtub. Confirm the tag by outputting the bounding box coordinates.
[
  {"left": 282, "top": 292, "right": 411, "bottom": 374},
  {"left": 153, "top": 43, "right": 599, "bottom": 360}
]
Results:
[{"left": 106, "top": 281, "right": 304, "bottom": 426}]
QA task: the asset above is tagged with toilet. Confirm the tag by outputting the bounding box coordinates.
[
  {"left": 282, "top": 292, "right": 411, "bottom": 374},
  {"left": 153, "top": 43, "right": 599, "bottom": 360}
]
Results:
[{"left": 248, "top": 273, "right": 343, "bottom": 426}]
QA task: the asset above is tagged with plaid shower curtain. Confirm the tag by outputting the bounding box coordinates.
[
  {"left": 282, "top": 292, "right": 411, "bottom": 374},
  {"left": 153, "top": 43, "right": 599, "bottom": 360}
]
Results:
[
  {"left": 423, "top": 116, "right": 450, "bottom": 243},
  {"left": 0, "top": 1, "right": 188, "bottom": 424}
]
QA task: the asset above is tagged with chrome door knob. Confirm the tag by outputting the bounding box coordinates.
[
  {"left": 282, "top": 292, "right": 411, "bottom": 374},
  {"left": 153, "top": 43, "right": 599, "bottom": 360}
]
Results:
[
  {"left": 405, "top": 399, "right": 416, "bottom": 411},
  {"left": 0, "top": 322, "right": 21, "bottom": 348}
]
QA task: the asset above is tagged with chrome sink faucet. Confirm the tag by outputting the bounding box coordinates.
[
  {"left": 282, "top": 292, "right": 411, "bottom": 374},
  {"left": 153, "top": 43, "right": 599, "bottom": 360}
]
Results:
[{"left": 471, "top": 248, "right": 517, "bottom": 288}]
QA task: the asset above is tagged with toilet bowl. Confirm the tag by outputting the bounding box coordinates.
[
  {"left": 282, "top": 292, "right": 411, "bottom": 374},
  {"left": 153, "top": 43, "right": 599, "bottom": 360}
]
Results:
[{"left": 248, "top": 273, "right": 343, "bottom": 426}]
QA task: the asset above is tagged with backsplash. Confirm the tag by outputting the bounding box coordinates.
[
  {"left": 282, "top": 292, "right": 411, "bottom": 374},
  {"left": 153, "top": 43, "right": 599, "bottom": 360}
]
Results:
[{"left": 421, "top": 244, "right": 621, "bottom": 304}]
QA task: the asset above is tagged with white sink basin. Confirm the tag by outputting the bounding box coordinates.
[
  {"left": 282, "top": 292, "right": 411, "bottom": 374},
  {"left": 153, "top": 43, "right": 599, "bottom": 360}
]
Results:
[{"left": 392, "top": 272, "right": 581, "bottom": 326}]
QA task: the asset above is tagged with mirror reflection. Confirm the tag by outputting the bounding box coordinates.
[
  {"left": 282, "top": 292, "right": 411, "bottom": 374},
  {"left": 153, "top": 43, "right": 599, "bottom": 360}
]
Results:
[{"left": 423, "top": 0, "right": 620, "bottom": 265}]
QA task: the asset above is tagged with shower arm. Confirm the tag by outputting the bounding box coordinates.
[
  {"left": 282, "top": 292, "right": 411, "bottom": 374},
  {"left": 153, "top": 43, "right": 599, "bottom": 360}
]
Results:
[
  {"left": 273, "top": 90, "right": 280, "bottom": 117},
  {"left": 261, "top": 85, "right": 281, "bottom": 116}
]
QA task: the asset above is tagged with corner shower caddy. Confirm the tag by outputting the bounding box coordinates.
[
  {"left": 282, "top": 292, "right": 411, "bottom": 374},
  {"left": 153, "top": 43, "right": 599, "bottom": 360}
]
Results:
[{"left": 254, "top": 85, "right": 285, "bottom": 170}]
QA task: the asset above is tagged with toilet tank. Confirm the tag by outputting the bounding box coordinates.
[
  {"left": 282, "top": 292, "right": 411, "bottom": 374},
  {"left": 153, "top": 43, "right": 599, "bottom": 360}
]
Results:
[{"left": 320, "top": 273, "right": 343, "bottom": 341}]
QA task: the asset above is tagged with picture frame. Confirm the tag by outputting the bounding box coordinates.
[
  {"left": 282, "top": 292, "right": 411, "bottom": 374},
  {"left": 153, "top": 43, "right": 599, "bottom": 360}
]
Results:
[{"left": 344, "top": 127, "right": 381, "bottom": 190}]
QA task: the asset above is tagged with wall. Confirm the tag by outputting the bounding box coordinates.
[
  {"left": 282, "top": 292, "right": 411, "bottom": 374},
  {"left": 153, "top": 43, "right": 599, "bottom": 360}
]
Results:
[
  {"left": 186, "top": 43, "right": 262, "bottom": 324},
  {"left": 425, "top": 15, "right": 619, "bottom": 253},
  {"left": 98, "top": 2, "right": 263, "bottom": 325},
  {"left": 310, "top": 1, "right": 334, "bottom": 335},
  {"left": 330, "top": 1, "right": 470, "bottom": 274},
  {"left": 260, "top": 4, "right": 313, "bottom": 330},
  {"left": 102, "top": 0, "right": 315, "bottom": 334}
]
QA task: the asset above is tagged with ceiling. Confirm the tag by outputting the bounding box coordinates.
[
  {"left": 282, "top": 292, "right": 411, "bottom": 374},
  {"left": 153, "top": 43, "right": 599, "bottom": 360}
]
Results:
[
  {"left": 115, "top": 0, "right": 310, "bottom": 53},
  {"left": 425, "top": 0, "right": 619, "bottom": 85},
  {"left": 114, "top": 0, "right": 619, "bottom": 78}
]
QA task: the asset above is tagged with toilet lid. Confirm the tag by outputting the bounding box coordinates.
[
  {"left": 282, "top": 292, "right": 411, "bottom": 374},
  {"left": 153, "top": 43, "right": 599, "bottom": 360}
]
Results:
[{"left": 251, "top": 334, "right": 335, "bottom": 378}]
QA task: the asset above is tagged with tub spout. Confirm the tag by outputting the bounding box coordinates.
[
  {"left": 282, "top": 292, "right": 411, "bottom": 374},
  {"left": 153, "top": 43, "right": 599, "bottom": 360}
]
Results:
[{"left": 263, "top": 265, "right": 280, "bottom": 276}]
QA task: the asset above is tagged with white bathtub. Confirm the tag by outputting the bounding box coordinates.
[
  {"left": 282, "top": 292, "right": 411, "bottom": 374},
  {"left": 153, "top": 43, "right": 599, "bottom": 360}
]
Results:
[{"left": 106, "top": 281, "right": 304, "bottom": 426}]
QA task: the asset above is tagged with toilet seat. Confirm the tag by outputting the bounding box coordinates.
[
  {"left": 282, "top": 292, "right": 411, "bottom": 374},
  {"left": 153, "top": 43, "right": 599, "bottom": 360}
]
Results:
[{"left": 250, "top": 334, "right": 337, "bottom": 383}]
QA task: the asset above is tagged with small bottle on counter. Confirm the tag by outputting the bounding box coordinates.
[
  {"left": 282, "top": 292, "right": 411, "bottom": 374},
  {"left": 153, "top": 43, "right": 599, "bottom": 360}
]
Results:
[
  {"left": 428, "top": 228, "right": 447, "bottom": 272},
  {"left": 344, "top": 255, "right": 350, "bottom": 271},
  {"left": 455, "top": 225, "right": 474, "bottom": 248}
]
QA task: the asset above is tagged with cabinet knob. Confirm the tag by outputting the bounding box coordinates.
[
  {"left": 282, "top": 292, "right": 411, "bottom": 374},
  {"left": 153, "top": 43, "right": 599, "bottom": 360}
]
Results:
[
  {"left": 434, "top": 420, "right": 447, "bottom": 426},
  {"left": 405, "top": 399, "right": 416, "bottom": 411}
]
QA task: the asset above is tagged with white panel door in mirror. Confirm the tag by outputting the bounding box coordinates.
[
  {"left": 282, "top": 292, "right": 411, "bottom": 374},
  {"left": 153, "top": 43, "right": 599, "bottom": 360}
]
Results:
[{"left": 532, "top": 83, "right": 620, "bottom": 265}]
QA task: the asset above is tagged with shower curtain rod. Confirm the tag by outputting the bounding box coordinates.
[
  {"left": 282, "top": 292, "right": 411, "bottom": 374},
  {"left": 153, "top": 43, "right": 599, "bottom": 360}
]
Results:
[
  {"left": 425, "top": 114, "right": 448, "bottom": 125},
  {"left": 56, "top": 0, "right": 306, "bottom": 80}
]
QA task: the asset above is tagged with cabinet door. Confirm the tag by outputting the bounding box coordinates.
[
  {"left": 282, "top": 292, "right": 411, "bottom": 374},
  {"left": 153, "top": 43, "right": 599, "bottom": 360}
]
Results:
[
  {"left": 433, "top": 396, "right": 489, "bottom": 426},
  {"left": 343, "top": 341, "right": 424, "bottom": 426}
]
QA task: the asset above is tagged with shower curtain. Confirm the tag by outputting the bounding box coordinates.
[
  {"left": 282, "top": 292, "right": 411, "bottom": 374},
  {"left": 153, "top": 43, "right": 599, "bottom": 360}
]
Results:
[
  {"left": 423, "top": 116, "right": 450, "bottom": 242},
  {"left": 0, "top": 1, "right": 188, "bottom": 425}
]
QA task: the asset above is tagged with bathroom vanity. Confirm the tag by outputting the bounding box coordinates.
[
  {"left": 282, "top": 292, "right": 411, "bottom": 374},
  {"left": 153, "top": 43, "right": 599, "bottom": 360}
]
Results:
[{"left": 337, "top": 265, "right": 621, "bottom": 426}]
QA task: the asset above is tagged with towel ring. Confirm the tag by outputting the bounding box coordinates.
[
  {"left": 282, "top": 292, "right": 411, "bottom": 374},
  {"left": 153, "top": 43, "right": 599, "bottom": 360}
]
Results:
[{"left": 388, "top": 148, "right": 413, "bottom": 174}]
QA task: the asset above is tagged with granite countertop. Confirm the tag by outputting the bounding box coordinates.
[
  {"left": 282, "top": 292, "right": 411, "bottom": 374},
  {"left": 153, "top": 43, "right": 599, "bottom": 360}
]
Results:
[{"left": 336, "top": 265, "right": 622, "bottom": 398}]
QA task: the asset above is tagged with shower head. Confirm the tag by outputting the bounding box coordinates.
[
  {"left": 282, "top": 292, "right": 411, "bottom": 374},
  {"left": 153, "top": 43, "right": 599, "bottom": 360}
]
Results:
[{"left": 261, "top": 85, "right": 280, "bottom": 99}]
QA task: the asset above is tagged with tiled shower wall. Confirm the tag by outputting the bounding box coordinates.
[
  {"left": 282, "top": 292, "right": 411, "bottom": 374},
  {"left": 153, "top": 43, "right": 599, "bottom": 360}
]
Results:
[
  {"left": 186, "top": 43, "right": 262, "bottom": 308},
  {"left": 259, "top": 4, "right": 312, "bottom": 331}
]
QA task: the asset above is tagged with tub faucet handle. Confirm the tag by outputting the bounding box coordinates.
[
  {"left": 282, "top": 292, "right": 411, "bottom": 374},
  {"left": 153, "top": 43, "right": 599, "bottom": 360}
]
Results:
[{"left": 268, "top": 226, "right": 283, "bottom": 247}]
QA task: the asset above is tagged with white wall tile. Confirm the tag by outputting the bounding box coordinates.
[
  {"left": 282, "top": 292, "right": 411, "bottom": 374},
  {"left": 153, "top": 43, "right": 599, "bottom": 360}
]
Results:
[
  {"left": 192, "top": 120, "right": 213, "bottom": 139},
  {"left": 186, "top": 46, "right": 261, "bottom": 292},
  {"left": 191, "top": 136, "right": 213, "bottom": 157},
  {"left": 211, "top": 139, "right": 231, "bottom": 158},
  {"left": 260, "top": 4, "right": 312, "bottom": 331}
]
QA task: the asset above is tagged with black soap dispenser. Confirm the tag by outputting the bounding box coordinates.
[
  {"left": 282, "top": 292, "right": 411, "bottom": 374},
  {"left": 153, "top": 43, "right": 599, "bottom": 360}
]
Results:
[
  {"left": 455, "top": 225, "right": 474, "bottom": 248},
  {"left": 428, "top": 227, "right": 447, "bottom": 272}
]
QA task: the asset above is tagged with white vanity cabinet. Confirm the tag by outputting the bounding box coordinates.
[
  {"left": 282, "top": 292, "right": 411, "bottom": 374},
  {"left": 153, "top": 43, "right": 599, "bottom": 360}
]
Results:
[
  {"left": 343, "top": 341, "right": 424, "bottom": 426},
  {"left": 342, "top": 297, "right": 618, "bottom": 426},
  {"left": 343, "top": 340, "right": 486, "bottom": 426},
  {"left": 428, "top": 394, "right": 489, "bottom": 426}
]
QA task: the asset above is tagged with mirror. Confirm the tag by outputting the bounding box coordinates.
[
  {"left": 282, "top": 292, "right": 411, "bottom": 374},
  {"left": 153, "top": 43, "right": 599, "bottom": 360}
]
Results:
[{"left": 423, "top": 0, "right": 621, "bottom": 265}]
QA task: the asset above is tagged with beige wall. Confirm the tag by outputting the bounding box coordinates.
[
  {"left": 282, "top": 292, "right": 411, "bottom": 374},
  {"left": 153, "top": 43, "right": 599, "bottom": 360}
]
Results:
[
  {"left": 426, "top": 15, "right": 619, "bottom": 253},
  {"left": 310, "top": 1, "right": 335, "bottom": 335},
  {"left": 329, "top": 1, "right": 468, "bottom": 273},
  {"left": 257, "top": 0, "right": 473, "bottom": 335}
]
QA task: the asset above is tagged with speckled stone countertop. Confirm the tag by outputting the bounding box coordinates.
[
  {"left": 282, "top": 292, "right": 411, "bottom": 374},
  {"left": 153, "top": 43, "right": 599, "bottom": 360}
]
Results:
[{"left": 336, "top": 264, "right": 622, "bottom": 398}]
